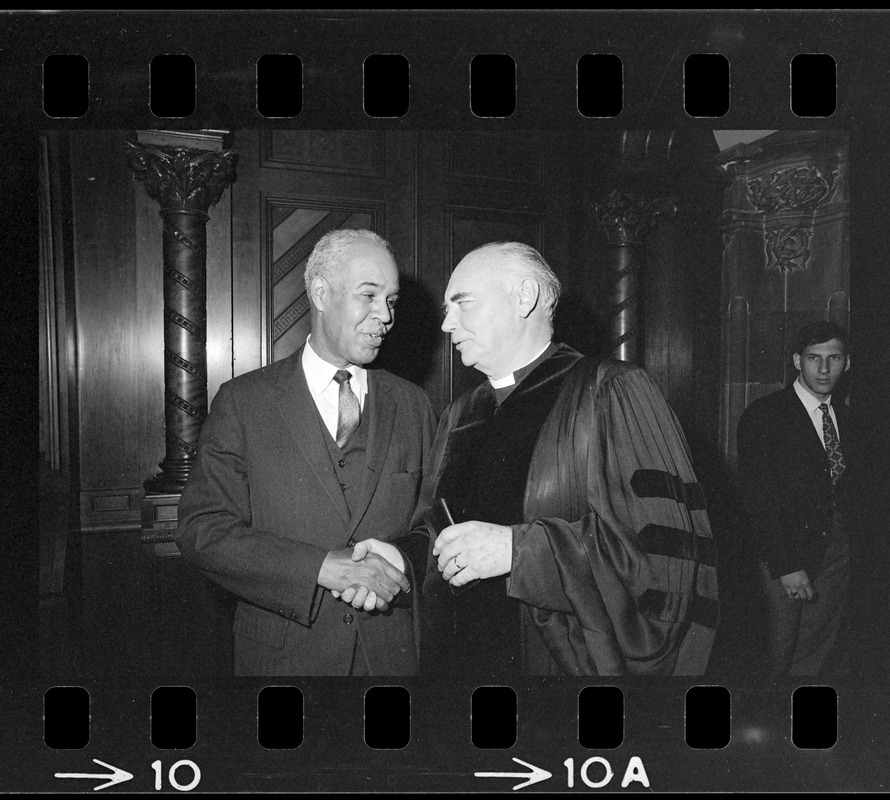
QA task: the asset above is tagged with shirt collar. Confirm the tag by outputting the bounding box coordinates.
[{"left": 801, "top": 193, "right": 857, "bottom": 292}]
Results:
[
  {"left": 794, "top": 375, "right": 831, "bottom": 413},
  {"left": 302, "top": 335, "right": 368, "bottom": 395},
  {"left": 489, "top": 341, "right": 554, "bottom": 389}
]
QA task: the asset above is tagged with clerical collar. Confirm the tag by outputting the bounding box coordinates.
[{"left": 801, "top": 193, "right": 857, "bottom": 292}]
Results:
[
  {"left": 489, "top": 342, "right": 555, "bottom": 389},
  {"left": 490, "top": 341, "right": 558, "bottom": 405}
]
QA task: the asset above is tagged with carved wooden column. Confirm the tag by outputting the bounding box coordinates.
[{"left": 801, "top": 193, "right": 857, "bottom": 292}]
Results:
[
  {"left": 715, "top": 131, "right": 849, "bottom": 468},
  {"left": 593, "top": 189, "right": 676, "bottom": 363},
  {"left": 126, "top": 130, "right": 236, "bottom": 546}
]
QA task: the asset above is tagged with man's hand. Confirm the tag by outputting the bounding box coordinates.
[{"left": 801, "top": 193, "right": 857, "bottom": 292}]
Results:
[
  {"left": 318, "top": 548, "right": 410, "bottom": 612},
  {"left": 780, "top": 569, "right": 815, "bottom": 602},
  {"left": 335, "top": 539, "right": 407, "bottom": 607},
  {"left": 350, "top": 538, "right": 406, "bottom": 572},
  {"left": 433, "top": 521, "right": 512, "bottom": 587}
]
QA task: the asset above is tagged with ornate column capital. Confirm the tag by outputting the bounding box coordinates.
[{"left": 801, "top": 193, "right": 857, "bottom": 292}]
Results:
[
  {"left": 125, "top": 130, "right": 237, "bottom": 213},
  {"left": 593, "top": 189, "right": 677, "bottom": 246}
]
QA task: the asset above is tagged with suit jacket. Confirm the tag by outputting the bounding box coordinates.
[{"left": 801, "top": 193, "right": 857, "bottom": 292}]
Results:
[
  {"left": 736, "top": 381, "right": 854, "bottom": 580},
  {"left": 175, "top": 347, "right": 436, "bottom": 676}
]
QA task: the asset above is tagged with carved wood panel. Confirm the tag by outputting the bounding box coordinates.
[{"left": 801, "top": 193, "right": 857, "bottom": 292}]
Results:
[
  {"left": 261, "top": 130, "right": 385, "bottom": 177},
  {"left": 446, "top": 131, "right": 544, "bottom": 185}
]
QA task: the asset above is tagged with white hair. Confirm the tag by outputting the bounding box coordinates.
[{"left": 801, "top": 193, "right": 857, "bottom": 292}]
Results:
[
  {"left": 465, "top": 241, "right": 562, "bottom": 319},
  {"left": 304, "top": 228, "right": 393, "bottom": 301}
]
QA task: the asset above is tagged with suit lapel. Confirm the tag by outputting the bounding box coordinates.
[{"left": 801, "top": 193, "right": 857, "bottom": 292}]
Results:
[
  {"left": 348, "top": 369, "right": 396, "bottom": 534},
  {"left": 270, "top": 347, "right": 351, "bottom": 526},
  {"left": 783, "top": 383, "right": 830, "bottom": 462}
]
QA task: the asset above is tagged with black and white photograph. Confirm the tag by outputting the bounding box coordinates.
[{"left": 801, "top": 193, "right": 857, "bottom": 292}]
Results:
[{"left": 5, "top": 8, "right": 890, "bottom": 793}]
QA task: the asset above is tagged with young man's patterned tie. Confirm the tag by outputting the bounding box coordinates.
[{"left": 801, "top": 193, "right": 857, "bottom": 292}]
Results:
[{"left": 820, "top": 402, "right": 846, "bottom": 485}]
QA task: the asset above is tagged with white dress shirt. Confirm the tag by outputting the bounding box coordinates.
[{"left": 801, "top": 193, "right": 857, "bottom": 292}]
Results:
[
  {"left": 301, "top": 335, "right": 368, "bottom": 442},
  {"left": 793, "top": 376, "right": 840, "bottom": 450}
]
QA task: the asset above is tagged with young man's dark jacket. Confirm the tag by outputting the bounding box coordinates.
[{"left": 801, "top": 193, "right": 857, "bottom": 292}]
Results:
[{"left": 737, "top": 382, "right": 855, "bottom": 580}]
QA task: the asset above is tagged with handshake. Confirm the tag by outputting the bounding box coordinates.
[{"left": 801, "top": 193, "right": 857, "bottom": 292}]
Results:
[
  {"left": 317, "top": 520, "right": 515, "bottom": 613},
  {"left": 318, "top": 539, "right": 410, "bottom": 613}
]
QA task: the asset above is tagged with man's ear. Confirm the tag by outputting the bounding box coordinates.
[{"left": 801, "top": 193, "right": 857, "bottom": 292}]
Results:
[
  {"left": 516, "top": 277, "right": 540, "bottom": 318},
  {"left": 309, "top": 276, "right": 328, "bottom": 312},
  {"left": 844, "top": 354, "right": 851, "bottom": 372},
  {"left": 792, "top": 352, "right": 802, "bottom": 372}
]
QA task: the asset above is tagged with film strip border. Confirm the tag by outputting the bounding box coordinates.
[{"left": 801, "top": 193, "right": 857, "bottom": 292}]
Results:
[
  {"left": 41, "top": 52, "right": 838, "bottom": 121},
  {"left": 30, "top": 682, "right": 853, "bottom": 793},
  {"left": 44, "top": 684, "right": 837, "bottom": 752}
]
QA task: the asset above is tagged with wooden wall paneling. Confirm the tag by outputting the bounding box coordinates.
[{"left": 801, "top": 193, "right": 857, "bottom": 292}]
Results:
[
  {"left": 232, "top": 130, "right": 417, "bottom": 373},
  {"left": 262, "top": 129, "right": 386, "bottom": 177},
  {"left": 206, "top": 190, "right": 233, "bottom": 401},
  {"left": 39, "top": 132, "right": 78, "bottom": 594},
  {"left": 420, "top": 130, "right": 563, "bottom": 408},
  {"left": 643, "top": 218, "right": 692, "bottom": 423},
  {"left": 674, "top": 135, "right": 725, "bottom": 452},
  {"left": 721, "top": 295, "right": 751, "bottom": 471},
  {"left": 416, "top": 130, "right": 450, "bottom": 412},
  {"left": 369, "top": 132, "right": 435, "bottom": 390},
  {"left": 231, "top": 131, "right": 265, "bottom": 377},
  {"left": 687, "top": 175, "right": 728, "bottom": 469},
  {"left": 540, "top": 133, "right": 595, "bottom": 358},
  {"left": 716, "top": 131, "right": 850, "bottom": 468},
  {"left": 72, "top": 131, "right": 143, "bottom": 532}
]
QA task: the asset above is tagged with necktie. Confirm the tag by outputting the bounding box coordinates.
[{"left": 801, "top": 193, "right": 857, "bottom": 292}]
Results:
[
  {"left": 334, "top": 370, "right": 360, "bottom": 448},
  {"left": 819, "top": 402, "right": 846, "bottom": 486}
]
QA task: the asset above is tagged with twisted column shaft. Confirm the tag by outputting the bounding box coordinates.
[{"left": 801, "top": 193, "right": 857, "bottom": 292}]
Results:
[
  {"left": 593, "top": 189, "right": 676, "bottom": 363},
  {"left": 126, "top": 138, "right": 236, "bottom": 493}
]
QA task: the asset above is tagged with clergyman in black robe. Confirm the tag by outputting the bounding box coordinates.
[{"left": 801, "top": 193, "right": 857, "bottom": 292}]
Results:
[{"left": 357, "top": 242, "right": 719, "bottom": 677}]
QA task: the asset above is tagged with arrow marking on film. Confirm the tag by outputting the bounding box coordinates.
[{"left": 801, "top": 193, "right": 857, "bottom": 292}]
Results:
[
  {"left": 55, "top": 758, "right": 134, "bottom": 791},
  {"left": 475, "top": 757, "right": 552, "bottom": 790}
]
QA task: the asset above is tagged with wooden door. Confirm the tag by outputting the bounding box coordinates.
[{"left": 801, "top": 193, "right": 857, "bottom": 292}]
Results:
[
  {"left": 229, "top": 129, "right": 574, "bottom": 412},
  {"left": 229, "top": 130, "right": 417, "bottom": 375},
  {"left": 417, "top": 130, "right": 574, "bottom": 409}
]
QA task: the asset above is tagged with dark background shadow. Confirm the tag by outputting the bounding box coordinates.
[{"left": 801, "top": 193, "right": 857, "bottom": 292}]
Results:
[{"left": 375, "top": 274, "right": 441, "bottom": 390}]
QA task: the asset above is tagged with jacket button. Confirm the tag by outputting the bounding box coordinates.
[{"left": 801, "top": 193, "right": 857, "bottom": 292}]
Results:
[
  {"left": 343, "top": 613, "right": 354, "bottom": 625},
  {"left": 346, "top": 538, "right": 356, "bottom": 547},
  {"left": 338, "top": 459, "right": 346, "bottom": 468},
  {"left": 339, "top": 482, "right": 347, "bottom": 490}
]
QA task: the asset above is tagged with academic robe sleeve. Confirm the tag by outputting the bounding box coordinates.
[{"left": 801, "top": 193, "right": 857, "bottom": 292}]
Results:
[
  {"left": 175, "top": 382, "right": 329, "bottom": 626},
  {"left": 507, "top": 360, "right": 719, "bottom": 676}
]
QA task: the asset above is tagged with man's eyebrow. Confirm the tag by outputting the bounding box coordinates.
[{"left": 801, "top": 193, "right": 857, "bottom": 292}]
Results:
[{"left": 441, "top": 291, "right": 471, "bottom": 315}]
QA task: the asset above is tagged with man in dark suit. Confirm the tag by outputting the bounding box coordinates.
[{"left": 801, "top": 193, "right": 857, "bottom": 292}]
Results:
[
  {"left": 737, "top": 321, "right": 853, "bottom": 676},
  {"left": 175, "top": 229, "right": 436, "bottom": 676}
]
